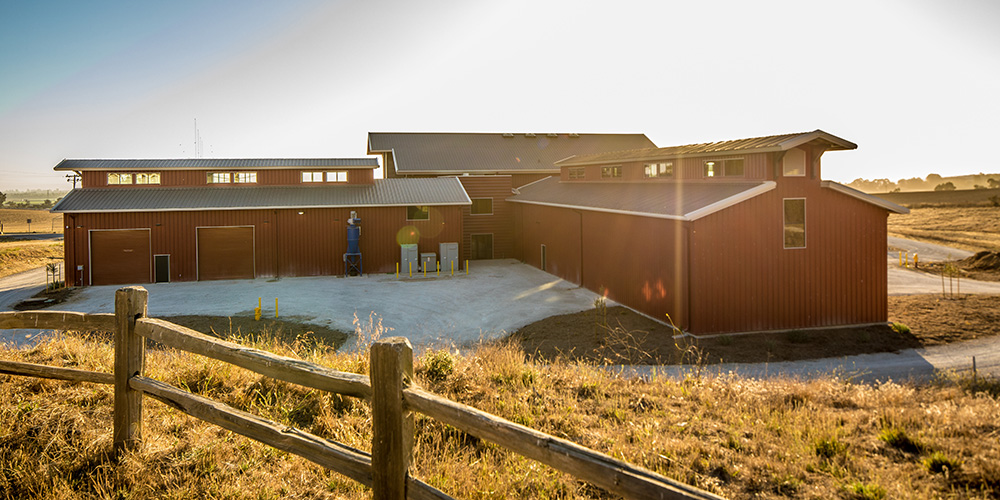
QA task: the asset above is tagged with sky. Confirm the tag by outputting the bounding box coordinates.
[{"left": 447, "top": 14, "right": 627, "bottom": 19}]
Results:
[{"left": 0, "top": 0, "right": 998, "bottom": 191}]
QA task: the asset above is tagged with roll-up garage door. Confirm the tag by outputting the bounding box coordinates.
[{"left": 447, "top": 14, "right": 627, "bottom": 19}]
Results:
[
  {"left": 197, "top": 226, "right": 255, "bottom": 280},
  {"left": 90, "top": 229, "right": 151, "bottom": 285}
]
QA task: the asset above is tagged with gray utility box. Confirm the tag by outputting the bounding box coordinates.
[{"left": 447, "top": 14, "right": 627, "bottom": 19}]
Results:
[
  {"left": 439, "top": 242, "right": 459, "bottom": 273},
  {"left": 420, "top": 252, "right": 437, "bottom": 273},
  {"left": 400, "top": 244, "right": 419, "bottom": 273}
]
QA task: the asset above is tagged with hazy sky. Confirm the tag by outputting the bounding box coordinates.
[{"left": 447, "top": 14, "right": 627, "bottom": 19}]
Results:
[{"left": 1, "top": 0, "right": 998, "bottom": 190}]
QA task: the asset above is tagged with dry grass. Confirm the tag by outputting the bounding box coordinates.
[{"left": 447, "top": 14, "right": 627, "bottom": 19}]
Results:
[
  {"left": 0, "top": 240, "right": 63, "bottom": 279},
  {"left": 1, "top": 331, "right": 999, "bottom": 499},
  {"left": 0, "top": 208, "right": 62, "bottom": 233},
  {"left": 887, "top": 206, "right": 1000, "bottom": 252}
]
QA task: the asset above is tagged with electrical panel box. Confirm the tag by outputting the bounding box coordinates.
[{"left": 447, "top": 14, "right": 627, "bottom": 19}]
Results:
[
  {"left": 439, "top": 242, "right": 459, "bottom": 273},
  {"left": 400, "top": 244, "right": 418, "bottom": 273},
  {"left": 420, "top": 252, "right": 437, "bottom": 273}
]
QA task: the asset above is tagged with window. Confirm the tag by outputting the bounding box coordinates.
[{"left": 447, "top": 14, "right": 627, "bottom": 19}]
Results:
[
  {"left": 107, "top": 173, "right": 132, "bottom": 185},
  {"left": 704, "top": 159, "right": 744, "bottom": 177},
  {"left": 601, "top": 165, "right": 622, "bottom": 178},
  {"left": 234, "top": 172, "right": 257, "bottom": 183},
  {"left": 326, "top": 171, "right": 348, "bottom": 183},
  {"left": 568, "top": 167, "right": 585, "bottom": 179},
  {"left": 407, "top": 205, "right": 430, "bottom": 220},
  {"left": 207, "top": 172, "right": 231, "bottom": 184},
  {"left": 644, "top": 162, "right": 673, "bottom": 178},
  {"left": 782, "top": 148, "right": 806, "bottom": 177},
  {"left": 135, "top": 173, "right": 160, "bottom": 184},
  {"left": 471, "top": 198, "right": 493, "bottom": 215},
  {"left": 783, "top": 199, "right": 806, "bottom": 249},
  {"left": 302, "top": 171, "right": 324, "bottom": 182}
]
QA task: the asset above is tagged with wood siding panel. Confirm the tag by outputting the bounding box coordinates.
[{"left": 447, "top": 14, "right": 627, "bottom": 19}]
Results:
[
  {"left": 688, "top": 177, "right": 888, "bottom": 334},
  {"left": 62, "top": 206, "right": 463, "bottom": 285},
  {"left": 458, "top": 177, "right": 513, "bottom": 260}
]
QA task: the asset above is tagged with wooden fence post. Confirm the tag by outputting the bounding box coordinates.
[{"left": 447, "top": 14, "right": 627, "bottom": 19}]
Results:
[
  {"left": 371, "top": 337, "right": 415, "bottom": 500},
  {"left": 114, "top": 286, "right": 148, "bottom": 455}
]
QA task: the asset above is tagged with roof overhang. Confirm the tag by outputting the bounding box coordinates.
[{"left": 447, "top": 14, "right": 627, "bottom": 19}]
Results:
[
  {"left": 52, "top": 201, "right": 472, "bottom": 214},
  {"left": 820, "top": 181, "right": 909, "bottom": 214},
  {"left": 54, "top": 158, "right": 380, "bottom": 171}
]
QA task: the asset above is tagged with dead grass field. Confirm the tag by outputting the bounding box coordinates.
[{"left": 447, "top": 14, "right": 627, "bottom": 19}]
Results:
[
  {"left": 887, "top": 206, "right": 1000, "bottom": 252},
  {"left": 0, "top": 240, "right": 63, "bottom": 279},
  {"left": 0, "top": 334, "right": 997, "bottom": 499},
  {"left": 0, "top": 208, "right": 62, "bottom": 233}
]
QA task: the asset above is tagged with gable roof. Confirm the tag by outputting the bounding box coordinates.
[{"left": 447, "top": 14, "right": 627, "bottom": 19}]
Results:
[
  {"left": 367, "top": 132, "right": 656, "bottom": 175},
  {"left": 508, "top": 177, "right": 776, "bottom": 221},
  {"left": 52, "top": 177, "right": 470, "bottom": 213},
  {"left": 820, "top": 181, "right": 909, "bottom": 214},
  {"left": 54, "top": 158, "right": 378, "bottom": 171},
  {"left": 557, "top": 130, "right": 857, "bottom": 166}
]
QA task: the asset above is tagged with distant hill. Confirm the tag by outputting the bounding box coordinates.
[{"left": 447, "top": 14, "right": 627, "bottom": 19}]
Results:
[
  {"left": 848, "top": 173, "right": 1000, "bottom": 193},
  {"left": 874, "top": 188, "right": 1000, "bottom": 207}
]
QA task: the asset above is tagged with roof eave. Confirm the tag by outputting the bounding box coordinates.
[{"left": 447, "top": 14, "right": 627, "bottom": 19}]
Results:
[
  {"left": 684, "top": 181, "right": 778, "bottom": 221},
  {"left": 820, "top": 181, "right": 909, "bottom": 214}
]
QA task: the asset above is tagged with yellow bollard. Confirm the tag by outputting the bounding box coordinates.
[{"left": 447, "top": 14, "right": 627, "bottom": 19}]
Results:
[
  {"left": 437, "top": 261, "right": 440, "bottom": 276},
  {"left": 396, "top": 262, "right": 399, "bottom": 279},
  {"left": 275, "top": 298, "right": 278, "bottom": 318},
  {"left": 409, "top": 261, "right": 412, "bottom": 278},
  {"left": 914, "top": 253, "right": 919, "bottom": 269},
  {"left": 898, "top": 251, "right": 903, "bottom": 267},
  {"left": 466, "top": 260, "right": 469, "bottom": 275},
  {"left": 905, "top": 251, "right": 909, "bottom": 268},
  {"left": 451, "top": 260, "right": 454, "bottom": 276},
  {"left": 255, "top": 297, "right": 262, "bottom": 321},
  {"left": 423, "top": 261, "right": 427, "bottom": 277}
]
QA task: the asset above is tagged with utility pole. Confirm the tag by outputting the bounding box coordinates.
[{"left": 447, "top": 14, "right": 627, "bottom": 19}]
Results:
[{"left": 66, "top": 173, "right": 80, "bottom": 189}]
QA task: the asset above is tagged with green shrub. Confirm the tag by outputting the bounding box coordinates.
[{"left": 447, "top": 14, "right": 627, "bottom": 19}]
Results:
[
  {"left": 421, "top": 350, "right": 455, "bottom": 382},
  {"left": 890, "top": 322, "right": 910, "bottom": 334},
  {"left": 923, "top": 451, "right": 962, "bottom": 474},
  {"left": 878, "top": 426, "right": 924, "bottom": 454},
  {"left": 815, "top": 437, "right": 847, "bottom": 460},
  {"left": 844, "top": 481, "right": 887, "bottom": 500}
]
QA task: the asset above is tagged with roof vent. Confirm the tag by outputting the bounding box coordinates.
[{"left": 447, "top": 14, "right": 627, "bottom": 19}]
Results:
[
  {"left": 502, "top": 133, "right": 514, "bottom": 138},
  {"left": 525, "top": 133, "right": 536, "bottom": 138},
  {"left": 569, "top": 133, "right": 580, "bottom": 138},
  {"left": 547, "top": 133, "right": 559, "bottom": 137}
]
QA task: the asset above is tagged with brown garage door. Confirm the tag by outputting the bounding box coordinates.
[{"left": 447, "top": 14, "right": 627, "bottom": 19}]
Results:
[
  {"left": 197, "top": 226, "right": 255, "bottom": 280},
  {"left": 91, "top": 230, "right": 151, "bottom": 285}
]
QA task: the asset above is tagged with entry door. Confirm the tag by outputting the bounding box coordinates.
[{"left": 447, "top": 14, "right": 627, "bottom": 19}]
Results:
[
  {"left": 471, "top": 234, "right": 494, "bottom": 260},
  {"left": 154, "top": 255, "right": 170, "bottom": 283},
  {"left": 197, "top": 226, "right": 255, "bottom": 280}
]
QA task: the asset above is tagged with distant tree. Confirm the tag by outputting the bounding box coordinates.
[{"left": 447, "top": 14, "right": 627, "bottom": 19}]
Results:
[
  {"left": 989, "top": 178, "right": 1000, "bottom": 189},
  {"left": 926, "top": 173, "right": 943, "bottom": 183},
  {"left": 0, "top": 191, "right": 5, "bottom": 205},
  {"left": 975, "top": 184, "right": 987, "bottom": 190},
  {"left": 934, "top": 182, "right": 957, "bottom": 191},
  {"left": 897, "top": 177, "right": 927, "bottom": 191},
  {"left": 42, "top": 199, "right": 53, "bottom": 208}
]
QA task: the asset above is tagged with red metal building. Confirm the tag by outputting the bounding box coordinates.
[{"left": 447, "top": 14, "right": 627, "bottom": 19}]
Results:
[
  {"left": 53, "top": 159, "right": 469, "bottom": 286},
  {"left": 509, "top": 130, "right": 908, "bottom": 335}
]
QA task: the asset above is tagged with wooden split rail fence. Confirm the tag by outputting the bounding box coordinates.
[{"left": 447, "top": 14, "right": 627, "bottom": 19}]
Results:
[{"left": 0, "top": 286, "right": 723, "bottom": 500}]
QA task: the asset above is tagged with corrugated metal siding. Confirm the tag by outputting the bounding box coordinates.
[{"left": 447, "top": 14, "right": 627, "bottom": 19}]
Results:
[
  {"left": 517, "top": 204, "right": 582, "bottom": 284},
  {"left": 62, "top": 206, "right": 463, "bottom": 285},
  {"left": 458, "top": 177, "right": 514, "bottom": 260},
  {"left": 688, "top": 177, "right": 887, "bottom": 334}
]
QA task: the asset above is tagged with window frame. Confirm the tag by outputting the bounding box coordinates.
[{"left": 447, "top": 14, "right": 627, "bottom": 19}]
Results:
[
  {"left": 234, "top": 171, "right": 257, "bottom": 184},
  {"left": 703, "top": 158, "right": 745, "bottom": 178},
  {"left": 301, "top": 171, "right": 324, "bottom": 183},
  {"left": 406, "top": 205, "right": 430, "bottom": 221},
  {"left": 782, "top": 149, "right": 806, "bottom": 177},
  {"left": 568, "top": 167, "right": 585, "bottom": 180},
  {"left": 644, "top": 162, "right": 674, "bottom": 178},
  {"left": 326, "top": 171, "right": 348, "bottom": 183},
  {"left": 470, "top": 198, "right": 493, "bottom": 216},
  {"left": 135, "top": 172, "right": 160, "bottom": 185},
  {"left": 783, "top": 198, "right": 806, "bottom": 249},
  {"left": 600, "top": 165, "right": 622, "bottom": 179},
  {"left": 107, "top": 173, "right": 133, "bottom": 185},
  {"left": 207, "top": 172, "right": 232, "bottom": 184}
]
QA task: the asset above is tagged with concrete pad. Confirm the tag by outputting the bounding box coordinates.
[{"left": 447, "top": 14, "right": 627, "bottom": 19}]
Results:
[{"left": 51, "top": 259, "right": 604, "bottom": 350}]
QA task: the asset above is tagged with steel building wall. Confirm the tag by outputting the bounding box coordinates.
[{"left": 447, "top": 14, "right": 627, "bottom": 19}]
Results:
[
  {"left": 687, "top": 176, "right": 888, "bottom": 334},
  {"left": 458, "top": 176, "right": 514, "bottom": 260},
  {"left": 81, "top": 168, "right": 376, "bottom": 188},
  {"left": 63, "top": 206, "right": 463, "bottom": 286},
  {"left": 517, "top": 203, "right": 583, "bottom": 284}
]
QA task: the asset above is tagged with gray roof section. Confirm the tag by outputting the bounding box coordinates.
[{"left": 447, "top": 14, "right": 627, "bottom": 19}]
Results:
[
  {"left": 368, "top": 132, "right": 656, "bottom": 174},
  {"left": 52, "top": 177, "right": 470, "bottom": 213},
  {"left": 558, "top": 130, "right": 857, "bottom": 166},
  {"left": 54, "top": 158, "right": 379, "bottom": 171},
  {"left": 508, "top": 177, "right": 774, "bottom": 221}
]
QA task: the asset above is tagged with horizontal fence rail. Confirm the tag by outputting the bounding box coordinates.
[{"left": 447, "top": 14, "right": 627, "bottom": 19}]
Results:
[{"left": 0, "top": 286, "right": 722, "bottom": 500}]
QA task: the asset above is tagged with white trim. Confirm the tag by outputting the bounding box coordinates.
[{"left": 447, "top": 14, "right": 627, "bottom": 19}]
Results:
[
  {"left": 470, "top": 197, "right": 494, "bottom": 216},
  {"left": 777, "top": 130, "right": 857, "bottom": 151},
  {"left": 53, "top": 201, "right": 472, "bottom": 214},
  {"left": 405, "top": 205, "right": 431, "bottom": 221},
  {"left": 509, "top": 198, "right": 689, "bottom": 221},
  {"left": 195, "top": 225, "right": 256, "bottom": 281},
  {"left": 684, "top": 181, "right": 777, "bottom": 221},
  {"left": 781, "top": 148, "right": 806, "bottom": 177},
  {"left": 820, "top": 181, "right": 909, "bottom": 214},
  {"left": 88, "top": 228, "right": 152, "bottom": 285},
  {"left": 511, "top": 175, "right": 553, "bottom": 194},
  {"left": 782, "top": 198, "right": 807, "bottom": 250}
]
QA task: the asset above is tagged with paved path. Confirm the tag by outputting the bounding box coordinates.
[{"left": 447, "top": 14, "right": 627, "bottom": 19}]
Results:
[
  {"left": 887, "top": 236, "right": 972, "bottom": 262},
  {"left": 0, "top": 266, "right": 53, "bottom": 347},
  {"left": 887, "top": 237, "right": 1000, "bottom": 295}
]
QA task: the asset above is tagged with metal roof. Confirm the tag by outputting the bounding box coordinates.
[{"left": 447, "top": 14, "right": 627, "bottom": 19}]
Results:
[
  {"left": 557, "top": 130, "right": 858, "bottom": 166},
  {"left": 820, "top": 181, "right": 909, "bottom": 214},
  {"left": 54, "top": 158, "right": 379, "bottom": 171},
  {"left": 367, "top": 132, "right": 656, "bottom": 174},
  {"left": 52, "top": 177, "right": 470, "bottom": 213},
  {"left": 508, "top": 177, "right": 776, "bottom": 221}
]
